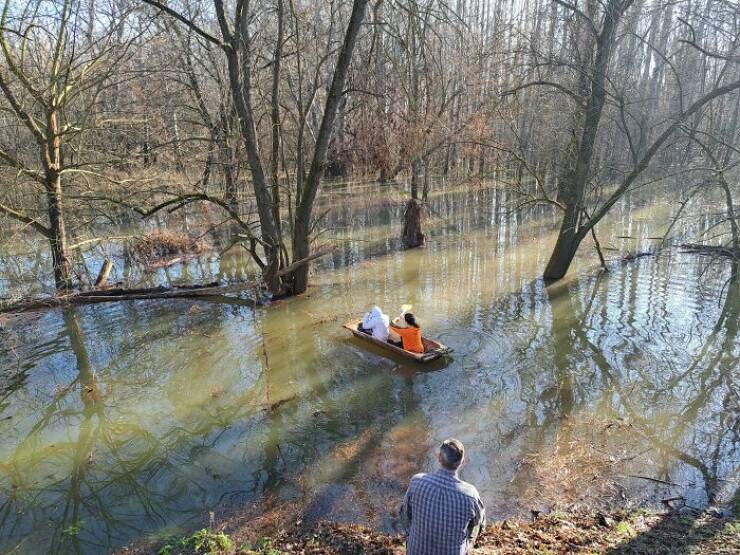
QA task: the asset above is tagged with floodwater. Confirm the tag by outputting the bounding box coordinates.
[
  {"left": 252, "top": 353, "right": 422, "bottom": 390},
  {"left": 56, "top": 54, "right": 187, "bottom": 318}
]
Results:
[{"left": 0, "top": 182, "right": 738, "bottom": 554}]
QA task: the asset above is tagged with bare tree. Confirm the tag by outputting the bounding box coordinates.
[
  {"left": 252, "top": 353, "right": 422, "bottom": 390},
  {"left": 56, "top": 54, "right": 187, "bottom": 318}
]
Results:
[
  {"left": 142, "top": 0, "right": 370, "bottom": 295},
  {"left": 0, "top": 0, "right": 139, "bottom": 290}
]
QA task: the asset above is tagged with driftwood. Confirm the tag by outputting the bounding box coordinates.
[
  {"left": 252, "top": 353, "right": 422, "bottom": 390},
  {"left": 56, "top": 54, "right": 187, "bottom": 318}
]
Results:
[
  {"left": 94, "top": 260, "right": 113, "bottom": 287},
  {"left": 622, "top": 251, "right": 655, "bottom": 261}
]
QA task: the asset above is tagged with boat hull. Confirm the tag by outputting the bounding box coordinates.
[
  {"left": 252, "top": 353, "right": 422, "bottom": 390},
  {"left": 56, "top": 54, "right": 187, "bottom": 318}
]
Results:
[{"left": 342, "top": 320, "right": 453, "bottom": 363}]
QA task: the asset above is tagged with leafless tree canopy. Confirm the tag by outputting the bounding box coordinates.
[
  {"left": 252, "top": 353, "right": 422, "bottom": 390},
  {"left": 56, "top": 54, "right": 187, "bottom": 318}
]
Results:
[{"left": 0, "top": 0, "right": 739, "bottom": 296}]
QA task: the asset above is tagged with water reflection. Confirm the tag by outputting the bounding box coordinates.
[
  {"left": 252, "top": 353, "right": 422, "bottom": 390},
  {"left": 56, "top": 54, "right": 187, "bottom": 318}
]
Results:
[{"left": 0, "top": 185, "right": 738, "bottom": 554}]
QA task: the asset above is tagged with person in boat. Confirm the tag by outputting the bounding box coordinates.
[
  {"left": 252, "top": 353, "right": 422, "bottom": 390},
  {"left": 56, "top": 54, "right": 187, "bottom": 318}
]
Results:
[
  {"left": 359, "top": 306, "right": 391, "bottom": 341},
  {"left": 399, "top": 438, "right": 486, "bottom": 555},
  {"left": 389, "top": 312, "right": 424, "bottom": 353}
]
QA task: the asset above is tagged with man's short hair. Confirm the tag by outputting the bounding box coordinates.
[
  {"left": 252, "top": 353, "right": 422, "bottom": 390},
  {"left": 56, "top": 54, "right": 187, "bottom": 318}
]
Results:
[{"left": 439, "top": 438, "right": 465, "bottom": 470}]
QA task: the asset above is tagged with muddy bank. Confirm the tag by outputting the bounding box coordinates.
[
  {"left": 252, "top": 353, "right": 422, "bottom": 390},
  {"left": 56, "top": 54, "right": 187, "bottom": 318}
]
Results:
[{"left": 118, "top": 505, "right": 739, "bottom": 554}]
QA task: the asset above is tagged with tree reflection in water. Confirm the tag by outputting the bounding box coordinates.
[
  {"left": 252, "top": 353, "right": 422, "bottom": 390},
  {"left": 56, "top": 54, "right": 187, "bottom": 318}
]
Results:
[{"left": 0, "top": 200, "right": 738, "bottom": 554}]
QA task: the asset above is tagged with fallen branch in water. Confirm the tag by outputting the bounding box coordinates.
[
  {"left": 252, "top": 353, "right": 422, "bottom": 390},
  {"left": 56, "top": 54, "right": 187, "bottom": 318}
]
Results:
[
  {"left": 1, "top": 245, "right": 337, "bottom": 314},
  {"left": 623, "top": 474, "right": 681, "bottom": 487},
  {"left": 276, "top": 245, "right": 337, "bottom": 278},
  {"left": 0, "top": 282, "right": 258, "bottom": 314},
  {"left": 680, "top": 243, "right": 740, "bottom": 258},
  {"left": 622, "top": 250, "right": 655, "bottom": 261}
]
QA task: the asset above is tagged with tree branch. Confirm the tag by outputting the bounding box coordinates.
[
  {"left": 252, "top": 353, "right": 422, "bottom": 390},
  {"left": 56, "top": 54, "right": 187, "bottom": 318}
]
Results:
[
  {"left": 0, "top": 201, "right": 50, "bottom": 237},
  {"left": 551, "top": 0, "right": 598, "bottom": 37},
  {"left": 502, "top": 80, "right": 585, "bottom": 107},
  {"left": 141, "top": 0, "right": 225, "bottom": 47},
  {"left": 580, "top": 77, "right": 740, "bottom": 238},
  {"left": 0, "top": 148, "right": 45, "bottom": 183}
]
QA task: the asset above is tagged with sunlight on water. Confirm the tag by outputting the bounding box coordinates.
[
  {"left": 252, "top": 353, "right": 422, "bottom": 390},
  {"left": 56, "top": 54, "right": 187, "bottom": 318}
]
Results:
[{"left": 0, "top": 183, "right": 738, "bottom": 554}]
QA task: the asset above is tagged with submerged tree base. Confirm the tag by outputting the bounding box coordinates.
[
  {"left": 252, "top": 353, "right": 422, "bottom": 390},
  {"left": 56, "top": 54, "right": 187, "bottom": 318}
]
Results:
[
  {"left": 117, "top": 506, "right": 739, "bottom": 554},
  {"left": 401, "top": 199, "right": 425, "bottom": 249}
]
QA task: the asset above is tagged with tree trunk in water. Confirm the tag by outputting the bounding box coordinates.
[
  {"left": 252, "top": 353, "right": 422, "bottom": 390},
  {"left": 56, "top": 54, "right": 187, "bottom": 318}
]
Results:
[
  {"left": 45, "top": 174, "right": 72, "bottom": 290},
  {"left": 410, "top": 161, "right": 420, "bottom": 200},
  {"left": 543, "top": 203, "right": 581, "bottom": 280},
  {"left": 291, "top": 216, "right": 311, "bottom": 295},
  {"left": 289, "top": 0, "right": 369, "bottom": 295},
  {"left": 402, "top": 198, "right": 425, "bottom": 249},
  {"left": 542, "top": 0, "right": 626, "bottom": 282}
]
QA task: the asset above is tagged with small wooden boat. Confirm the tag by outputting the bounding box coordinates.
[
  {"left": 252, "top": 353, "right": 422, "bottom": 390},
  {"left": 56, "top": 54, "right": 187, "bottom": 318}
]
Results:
[{"left": 343, "top": 320, "right": 453, "bottom": 363}]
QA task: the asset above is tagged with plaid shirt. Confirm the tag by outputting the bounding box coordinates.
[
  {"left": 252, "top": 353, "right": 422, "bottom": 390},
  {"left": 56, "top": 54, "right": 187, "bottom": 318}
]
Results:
[{"left": 399, "top": 469, "right": 486, "bottom": 555}]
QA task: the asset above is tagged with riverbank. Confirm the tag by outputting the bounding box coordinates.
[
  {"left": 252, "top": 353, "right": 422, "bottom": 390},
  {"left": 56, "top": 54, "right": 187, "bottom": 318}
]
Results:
[{"left": 119, "top": 504, "right": 739, "bottom": 554}]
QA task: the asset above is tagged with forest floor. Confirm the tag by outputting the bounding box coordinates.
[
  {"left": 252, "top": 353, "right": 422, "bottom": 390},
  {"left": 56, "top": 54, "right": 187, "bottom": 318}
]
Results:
[{"left": 119, "top": 505, "right": 740, "bottom": 555}]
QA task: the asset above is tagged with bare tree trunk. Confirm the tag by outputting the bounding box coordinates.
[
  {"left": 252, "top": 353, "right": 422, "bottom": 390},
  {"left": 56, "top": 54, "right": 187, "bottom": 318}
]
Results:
[
  {"left": 410, "top": 160, "right": 420, "bottom": 200},
  {"left": 543, "top": 0, "right": 629, "bottom": 281},
  {"left": 215, "top": 0, "right": 283, "bottom": 293},
  {"left": 290, "top": 0, "right": 370, "bottom": 295},
  {"left": 402, "top": 198, "right": 425, "bottom": 248},
  {"left": 45, "top": 172, "right": 72, "bottom": 290},
  {"left": 270, "top": 0, "right": 284, "bottom": 246}
]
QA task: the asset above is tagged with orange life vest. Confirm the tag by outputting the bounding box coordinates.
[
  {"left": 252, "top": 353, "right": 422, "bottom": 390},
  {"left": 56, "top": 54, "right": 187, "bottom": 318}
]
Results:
[{"left": 394, "top": 325, "right": 424, "bottom": 353}]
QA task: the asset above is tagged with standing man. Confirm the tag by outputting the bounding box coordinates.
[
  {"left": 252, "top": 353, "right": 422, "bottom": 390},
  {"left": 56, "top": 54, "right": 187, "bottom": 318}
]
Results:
[{"left": 399, "top": 438, "right": 486, "bottom": 555}]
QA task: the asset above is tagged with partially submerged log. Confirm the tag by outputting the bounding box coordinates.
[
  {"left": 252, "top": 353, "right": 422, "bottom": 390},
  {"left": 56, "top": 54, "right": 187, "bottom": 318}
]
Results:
[
  {"left": 622, "top": 251, "right": 655, "bottom": 261},
  {"left": 0, "top": 282, "right": 258, "bottom": 314},
  {"left": 681, "top": 243, "right": 740, "bottom": 258},
  {"left": 94, "top": 259, "right": 113, "bottom": 288},
  {"left": 1, "top": 247, "right": 337, "bottom": 315}
]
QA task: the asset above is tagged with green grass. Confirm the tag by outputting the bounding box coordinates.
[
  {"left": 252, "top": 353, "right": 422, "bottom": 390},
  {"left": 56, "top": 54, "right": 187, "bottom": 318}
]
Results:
[
  {"left": 157, "top": 528, "right": 235, "bottom": 555},
  {"left": 615, "top": 520, "right": 636, "bottom": 538}
]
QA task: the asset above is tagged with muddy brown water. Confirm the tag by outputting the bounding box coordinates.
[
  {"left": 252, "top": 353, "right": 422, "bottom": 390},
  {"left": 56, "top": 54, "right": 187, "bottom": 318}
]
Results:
[{"left": 0, "top": 182, "right": 738, "bottom": 554}]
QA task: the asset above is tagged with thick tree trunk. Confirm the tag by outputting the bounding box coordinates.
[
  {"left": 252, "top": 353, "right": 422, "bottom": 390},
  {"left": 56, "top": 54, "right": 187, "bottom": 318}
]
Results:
[
  {"left": 543, "top": 0, "right": 627, "bottom": 282},
  {"left": 290, "top": 0, "right": 369, "bottom": 295},
  {"left": 410, "top": 161, "right": 420, "bottom": 200},
  {"left": 543, "top": 203, "right": 581, "bottom": 280},
  {"left": 222, "top": 34, "right": 282, "bottom": 294},
  {"left": 402, "top": 198, "right": 425, "bottom": 249},
  {"left": 291, "top": 216, "right": 311, "bottom": 295},
  {"left": 45, "top": 173, "right": 72, "bottom": 290}
]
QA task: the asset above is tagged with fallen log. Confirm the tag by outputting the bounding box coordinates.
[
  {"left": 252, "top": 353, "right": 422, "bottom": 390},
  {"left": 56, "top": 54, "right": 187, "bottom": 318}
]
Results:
[
  {"left": 1, "top": 245, "right": 337, "bottom": 315},
  {"left": 680, "top": 243, "right": 740, "bottom": 258},
  {"left": 622, "top": 251, "right": 654, "bottom": 261},
  {"left": 0, "top": 281, "right": 258, "bottom": 314}
]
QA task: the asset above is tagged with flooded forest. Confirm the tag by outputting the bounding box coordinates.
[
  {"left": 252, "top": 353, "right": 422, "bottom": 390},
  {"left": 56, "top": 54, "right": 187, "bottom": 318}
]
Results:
[{"left": 0, "top": 0, "right": 739, "bottom": 554}]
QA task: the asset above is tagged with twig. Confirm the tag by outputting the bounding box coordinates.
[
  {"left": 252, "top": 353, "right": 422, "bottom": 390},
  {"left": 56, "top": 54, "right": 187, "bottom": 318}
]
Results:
[{"left": 624, "top": 474, "right": 681, "bottom": 487}]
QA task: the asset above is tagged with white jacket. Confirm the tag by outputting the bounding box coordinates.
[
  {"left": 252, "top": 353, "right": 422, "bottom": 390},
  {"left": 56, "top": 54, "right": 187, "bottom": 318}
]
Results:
[{"left": 362, "top": 306, "right": 390, "bottom": 341}]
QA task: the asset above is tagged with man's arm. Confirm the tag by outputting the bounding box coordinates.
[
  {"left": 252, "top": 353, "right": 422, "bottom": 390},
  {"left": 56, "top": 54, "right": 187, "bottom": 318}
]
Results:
[
  {"left": 398, "top": 482, "right": 413, "bottom": 533},
  {"left": 476, "top": 496, "right": 486, "bottom": 530},
  {"left": 467, "top": 495, "right": 486, "bottom": 545}
]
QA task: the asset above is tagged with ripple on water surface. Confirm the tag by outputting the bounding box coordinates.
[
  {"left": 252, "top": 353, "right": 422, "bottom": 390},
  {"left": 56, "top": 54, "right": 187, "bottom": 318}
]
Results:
[{"left": 1, "top": 193, "right": 739, "bottom": 554}]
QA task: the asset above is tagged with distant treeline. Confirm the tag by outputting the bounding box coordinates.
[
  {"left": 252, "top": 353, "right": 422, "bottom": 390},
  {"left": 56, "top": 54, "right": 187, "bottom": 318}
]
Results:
[{"left": 0, "top": 0, "right": 738, "bottom": 294}]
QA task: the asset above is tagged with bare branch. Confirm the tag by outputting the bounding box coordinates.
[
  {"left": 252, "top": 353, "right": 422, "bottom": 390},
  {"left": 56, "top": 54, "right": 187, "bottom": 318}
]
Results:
[
  {"left": 0, "top": 201, "right": 50, "bottom": 237},
  {"left": 141, "top": 0, "right": 225, "bottom": 47}
]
